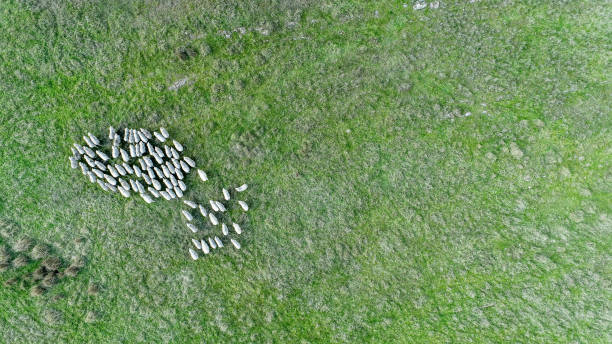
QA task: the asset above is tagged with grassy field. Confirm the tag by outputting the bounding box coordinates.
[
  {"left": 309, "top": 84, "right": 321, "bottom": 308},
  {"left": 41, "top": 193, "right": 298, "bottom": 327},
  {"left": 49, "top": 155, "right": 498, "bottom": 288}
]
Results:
[{"left": 0, "top": 0, "right": 610, "bottom": 342}]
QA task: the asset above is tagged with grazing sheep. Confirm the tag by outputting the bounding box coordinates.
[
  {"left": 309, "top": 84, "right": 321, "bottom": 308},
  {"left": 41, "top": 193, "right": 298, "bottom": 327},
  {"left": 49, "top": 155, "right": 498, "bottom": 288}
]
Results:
[
  {"left": 169, "top": 174, "right": 178, "bottom": 187},
  {"left": 166, "top": 161, "right": 176, "bottom": 174},
  {"left": 215, "top": 201, "right": 226, "bottom": 212},
  {"left": 197, "top": 169, "right": 208, "bottom": 182},
  {"left": 140, "top": 192, "right": 154, "bottom": 204},
  {"left": 88, "top": 133, "right": 100, "bottom": 146},
  {"left": 69, "top": 156, "right": 78, "bottom": 169},
  {"left": 184, "top": 157, "right": 195, "bottom": 167},
  {"left": 230, "top": 239, "right": 241, "bottom": 250},
  {"left": 84, "top": 155, "right": 95, "bottom": 167},
  {"left": 106, "top": 183, "right": 118, "bottom": 192},
  {"left": 238, "top": 200, "right": 249, "bottom": 211},
  {"left": 162, "top": 165, "right": 170, "bottom": 178},
  {"left": 148, "top": 187, "right": 160, "bottom": 198},
  {"left": 112, "top": 146, "right": 119, "bottom": 158},
  {"left": 189, "top": 248, "right": 199, "bottom": 260},
  {"left": 181, "top": 210, "right": 193, "bottom": 221},
  {"left": 155, "top": 146, "right": 165, "bottom": 158},
  {"left": 118, "top": 186, "right": 130, "bottom": 198},
  {"left": 108, "top": 165, "right": 119, "bottom": 178},
  {"left": 83, "top": 135, "right": 94, "bottom": 147},
  {"left": 94, "top": 161, "right": 106, "bottom": 171},
  {"left": 173, "top": 140, "right": 183, "bottom": 152},
  {"left": 120, "top": 148, "right": 129, "bottom": 162},
  {"left": 109, "top": 126, "right": 115, "bottom": 140},
  {"left": 222, "top": 223, "right": 229, "bottom": 236},
  {"left": 201, "top": 240, "right": 210, "bottom": 254},
  {"left": 160, "top": 191, "right": 171, "bottom": 201},
  {"left": 209, "top": 213, "right": 218, "bottom": 226},
  {"left": 119, "top": 178, "right": 130, "bottom": 190},
  {"left": 183, "top": 200, "right": 197, "bottom": 208},
  {"left": 104, "top": 174, "right": 117, "bottom": 186},
  {"left": 164, "top": 145, "right": 172, "bottom": 157},
  {"left": 199, "top": 205, "right": 207, "bottom": 218},
  {"left": 152, "top": 179, "right": 162, "bottom": 190},
  {"left": 171, "top": 148, "right": 180, "bottom": 160},
  {"left": 222, "top": 188, "right": 230, "bottom": 200},
  {"left": 122, "top": 163, "right": 133, "bottom": 174},
  {"left": 166, "top": 188, "right": 176, "bottom": 199},
  {"left": 208, "top": 237, "right": 217, "bottom": 249},
  {"left": 140, "top": 128, "right": 152, "bottom": 139},
  {"left": 180, "top": 160, "right": 190, "bottom": 173},
  {"left": 115, "top": 164, "right": 127, "bottom": 176},
  {"left": 92, "top": 168, "right": 104, "bottom": 179},
  {"left": 232, "top": 222, "right": 242, "bottom": 235},
  {"left": 73, "top": 143, "right": 85, "bottom": 155},
  {"left": 209, "top": 200, "right": 219, "bottom": 212},
  {"left": 153, "top": 131, "right": 165, "bottom": 142},
  {"left": 235, "top": 184, "right": 248, "bottom": 192},
  {"left": 133, "top": 165, "right": 142, "bottom": 177},
  {"left": 174, "top": 186, "right": 184, "bottom": 198},
  {"left": 160, "top": 127, "right": 169, "bottom": 139},
  {"left": 97, "top": 179, "right": 109, "bottom": 191},
  {"left": 186, "top": 223, "right": 198, "bottom": 233},
  {"left": 142, "top": 173, "right": 151, "bottom": 185},
  {"left": 214, "top": 237, "right": 223, "bottom": 247},
  {"left": 135, "top": 180, "right": 145, "bottom": 193},
  {"left": 83, "top": 146, "right": 95, "bottom": 158},
  {"left": 175, "top": 169, "right": 184, "bottom": 180},
  {"left": 96, "top": 150, "right": 109, "bottom": 161},
  {"left": 137, "top": 131, "right": 148, "bottom": 142},
  {"left": 192, "top": 239, "right": 202, "bottom": 250},
  {"left": 178, "top": 180, "right": 186, "bottom": 191}
]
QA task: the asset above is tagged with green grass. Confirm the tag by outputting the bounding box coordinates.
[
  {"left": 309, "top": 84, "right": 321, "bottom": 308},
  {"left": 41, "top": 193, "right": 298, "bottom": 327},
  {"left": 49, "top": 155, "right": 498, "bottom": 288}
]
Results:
[{"left": 0, "top": 0, "right": 610, "bottom": 342}]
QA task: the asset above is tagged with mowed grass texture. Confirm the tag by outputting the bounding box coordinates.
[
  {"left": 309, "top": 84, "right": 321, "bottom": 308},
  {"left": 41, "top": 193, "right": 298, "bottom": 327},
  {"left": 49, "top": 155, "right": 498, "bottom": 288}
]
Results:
[{"left": 0, "top": 0, "right": 610, "bottom": 342}]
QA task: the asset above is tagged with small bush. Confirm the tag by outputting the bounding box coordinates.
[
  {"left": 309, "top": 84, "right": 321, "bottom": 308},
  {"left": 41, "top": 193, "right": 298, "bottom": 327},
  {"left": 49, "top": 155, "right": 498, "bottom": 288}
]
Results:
[
  {"left": 64, "top": 265, "right": 80, "bottom": 277},
  {"left": 13, "top": 238, "right": 33, "bottom": 252},
  {"left": 87, "top": 283, "right": 100, "bottom": 296},
  {"left": 0, "top": 262, "right": 10, "bottom": 272},
  {"left": 33, "top": 266, "right": 47, "bottom": 280},
  {"left": 42, "top": 257, "right": 61, "bottom": 271},
  {"left": 12, "top": 255, "right": 29, "bottom": 268},
  {"left": 43, "top": 309, "right": 63, "bottom": 325},
  {"left": 30, "top": 285, "right": 45, "bottom": 297},
  {"left": 41, "top": 273, "right": 58, "bottom": 288},
  {"left": 31, "top": 244, "right": 49, "bottom": 259}
]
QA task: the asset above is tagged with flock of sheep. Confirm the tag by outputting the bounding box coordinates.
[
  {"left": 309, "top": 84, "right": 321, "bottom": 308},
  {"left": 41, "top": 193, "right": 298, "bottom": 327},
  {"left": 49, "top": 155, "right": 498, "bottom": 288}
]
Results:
[{"left": 69, "top": 127, "right": 248, "bottom": 260}]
